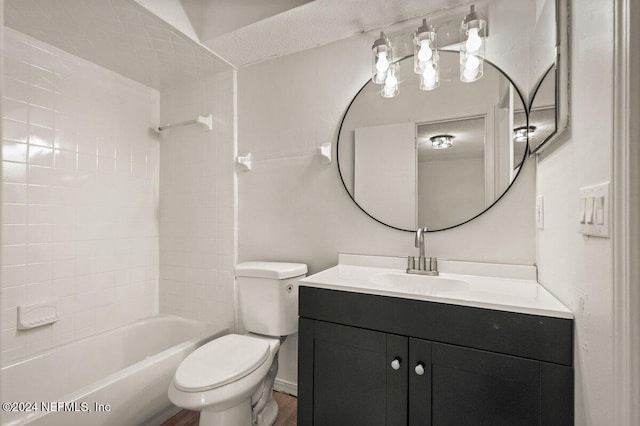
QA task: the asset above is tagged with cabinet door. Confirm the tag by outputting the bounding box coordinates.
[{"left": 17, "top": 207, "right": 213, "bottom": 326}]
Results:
[
  {"left": 428, "top": 341, "right": 542, "bottom": 426},
  {"left": 298, "top": 319, "right": 408, "bottom": 426}
]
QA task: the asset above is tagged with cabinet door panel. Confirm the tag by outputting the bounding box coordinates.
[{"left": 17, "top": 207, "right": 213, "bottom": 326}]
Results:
[
  {"left": 312, "top": 321, "right": 407, "bottom": 426},
  {"left": 430, "top": 342, "right": 540, "bottom": 426},
  {"left": 409, "top": 338, "right": 432, "bottom": 426}
]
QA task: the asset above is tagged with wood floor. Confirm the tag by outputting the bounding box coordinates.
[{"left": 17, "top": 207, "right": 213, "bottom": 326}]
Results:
[{"left": 161, "top": 391, "right": 297, "bottom": 426}]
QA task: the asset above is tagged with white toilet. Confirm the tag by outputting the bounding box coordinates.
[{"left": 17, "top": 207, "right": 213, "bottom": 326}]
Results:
[{"left": 168, "top": 261, "right": 307, "bottom": 426}]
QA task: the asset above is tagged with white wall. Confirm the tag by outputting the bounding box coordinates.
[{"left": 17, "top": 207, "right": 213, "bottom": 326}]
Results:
[
  {"left": 237, "top": 32, "right": 535, "bottom": 274},
  {"left": 158, "top": 71, "right": 236, "bottom": 331},
  {"left": 1, "top": 28, "right": 160, "bottom": 363},
  {"left": 237, "top": 23, "right": 537, "bottom": 390},
  {"left": 535, "top": 0, "right": 615, "bottom": 423}
]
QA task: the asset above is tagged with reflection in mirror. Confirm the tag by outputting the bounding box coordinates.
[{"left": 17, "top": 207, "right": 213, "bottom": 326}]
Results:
[
  {"left": 528, "top": 66, "right": 558, "bottom": 153},
  {"left": 337, "top": 51, "right": 528, "bottom": 232}
]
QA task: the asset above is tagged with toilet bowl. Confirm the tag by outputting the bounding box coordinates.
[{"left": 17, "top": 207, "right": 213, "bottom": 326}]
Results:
[
  {"left": 168, "top": 334, "right": 280, "bottom": 425},
  {"left": 168, "top": 262, "right": 307, "bottom": 426}
]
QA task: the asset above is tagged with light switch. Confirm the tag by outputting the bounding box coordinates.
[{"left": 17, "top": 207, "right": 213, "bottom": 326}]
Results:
[
  {"left": 595, "top": 196, "right": 605, "bottom": 225},
  {"left": 579, "top": 182, "right": 610, "bottom": 238},
  {"left": 585, "top": 197, "right": 595, "bottom": 224}
]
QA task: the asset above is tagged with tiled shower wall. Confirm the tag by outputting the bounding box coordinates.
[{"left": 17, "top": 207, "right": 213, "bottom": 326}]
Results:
[
  {"left": 158, "top": 71, "right": 236, "bottom": 331},
  {"left": 1, "top": 28, "right": 160, "bottom": 363}
]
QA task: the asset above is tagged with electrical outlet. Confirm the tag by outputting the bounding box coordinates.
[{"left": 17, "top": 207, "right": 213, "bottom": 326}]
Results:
[{"left": 535, "top": 196, "right": 544, "bottom": 229}]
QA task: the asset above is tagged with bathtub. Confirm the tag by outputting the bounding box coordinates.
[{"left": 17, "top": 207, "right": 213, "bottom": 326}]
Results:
[{"left": 1, "top": 315, "right": 223, "bottom": 426}]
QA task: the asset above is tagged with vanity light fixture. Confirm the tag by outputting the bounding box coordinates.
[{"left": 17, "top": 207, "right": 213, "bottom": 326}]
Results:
[
  {"left": 430, "top": 134, "right": 454, "bottom": 149},
  {"left": 413, "top": 19, "right": 439, "bottom": 91},
  {"left": 460, "top": 5, "right": 486, "bottom": 83},
  {"left": 372, "top": 32, "right": 393, "bottom": 85},
  {"left": 514, "top": 125, "right": 536, "bottom": 142}
]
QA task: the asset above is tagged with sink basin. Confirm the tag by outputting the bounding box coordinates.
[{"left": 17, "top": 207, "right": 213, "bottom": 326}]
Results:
[{"left": 370, "top": 272, "right": 470, "bottom": 295}]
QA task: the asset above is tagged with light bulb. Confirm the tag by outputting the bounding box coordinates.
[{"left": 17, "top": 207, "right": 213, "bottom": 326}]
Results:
[
  {"left": 421, "top": 75, "right": 437, "bottom": 89},
  {"left": 465, "top": 27, "right": 482, "bottom": 53},
  {"left": 423, "top": 64, "right": 436, "bottom": 79},
  {"left": 383, "top": 85, "right": 397, "bottom": 97},
  {"left": 465, "top": 54, "right": 480, "bottom": 70},
  {"left": 417, "top": 40, "right": 433, "bottom": 62},
  {"left": 376, "top": 52, "right": 390, "bottom": 73},
  {"left": 385, "top": 71, "right": 397, "bottom": 88},
  {"left": 463, "top": 66, "right": 480, "bottom": 81}
]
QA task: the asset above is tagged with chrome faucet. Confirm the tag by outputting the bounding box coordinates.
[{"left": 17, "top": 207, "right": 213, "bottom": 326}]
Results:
[{"left": 407, "top": 227, "right": 439, "bottom": 275}]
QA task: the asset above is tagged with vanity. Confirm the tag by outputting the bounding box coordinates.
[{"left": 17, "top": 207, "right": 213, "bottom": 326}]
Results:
[{"left": 297, "top": 254, "right": 573, "bottom": 426}]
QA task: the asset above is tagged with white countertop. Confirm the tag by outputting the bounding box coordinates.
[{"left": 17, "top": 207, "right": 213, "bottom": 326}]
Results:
[{"left": 300, "top": 254, "right": 573, "bottom": 319}]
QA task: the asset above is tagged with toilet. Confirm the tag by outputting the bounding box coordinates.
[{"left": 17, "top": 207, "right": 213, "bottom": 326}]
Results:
[{"left": 168, "top": 261, "right": 307, "bottom": 426}]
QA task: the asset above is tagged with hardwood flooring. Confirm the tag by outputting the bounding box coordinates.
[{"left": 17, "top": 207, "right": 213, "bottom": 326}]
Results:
[{"left": 161, "top": 391, "right": 297, "bottom": 426}]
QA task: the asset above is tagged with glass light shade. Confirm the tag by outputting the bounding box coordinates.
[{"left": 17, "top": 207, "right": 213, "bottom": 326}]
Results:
[
  {"left": 372, "top": 32, "right": 393, "bottom": 84},
  {"left": 420, "top": 55, "right": 439, "bottom": 90},
  {"left": 460, "top": 52, "right": 484, "bottom": 82},
  {"left": 460, "top": 5, "right": 486, "bottom": 83},
  {"left": 413, "top": 19, "right": 437, "bottom": 74},
  {"left": 381, "top": 63, "right": 399, "bottom": 98}
]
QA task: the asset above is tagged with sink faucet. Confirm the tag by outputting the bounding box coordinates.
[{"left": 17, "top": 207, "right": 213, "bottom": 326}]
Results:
[
  {"left": 407, "top": 227, "right": 439, "bottom": 276},
  {"left": 415, "top": 227, "right": 426, "bottom": 260}
]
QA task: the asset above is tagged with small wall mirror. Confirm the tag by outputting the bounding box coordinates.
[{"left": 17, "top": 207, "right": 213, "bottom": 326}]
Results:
[
  {"left": 528, "top": 66, "right": 558, "bottom": 152},
  {"left": 527, "top": 0, "right": 569, "bottom": 154},
  {"left": 337, "top": 51, "right": 528, "bottom": 232}
]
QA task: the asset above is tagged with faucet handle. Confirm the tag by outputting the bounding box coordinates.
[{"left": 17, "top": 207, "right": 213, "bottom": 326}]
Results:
[{"left": 429, "top": 257, "right": 438, "bottom": 272}]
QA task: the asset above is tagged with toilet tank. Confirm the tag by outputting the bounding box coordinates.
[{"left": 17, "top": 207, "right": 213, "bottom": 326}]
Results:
[{"left": 235, "top": 262, "right": 307, "bottom": 337}]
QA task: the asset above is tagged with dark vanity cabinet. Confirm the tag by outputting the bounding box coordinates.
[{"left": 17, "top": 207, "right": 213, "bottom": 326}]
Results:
[{"left": 298, "top": 287, "right": 574, "bottom": 426}]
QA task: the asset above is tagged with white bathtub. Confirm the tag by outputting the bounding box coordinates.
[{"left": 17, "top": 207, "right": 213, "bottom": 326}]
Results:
[{"left": 1, "top": 315, "right": 223, "bottom": 426}]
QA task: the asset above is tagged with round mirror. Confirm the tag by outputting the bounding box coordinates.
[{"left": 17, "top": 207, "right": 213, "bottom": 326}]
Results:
[{"left": 337, "top": 50, "right": 529, "bottom": 232}]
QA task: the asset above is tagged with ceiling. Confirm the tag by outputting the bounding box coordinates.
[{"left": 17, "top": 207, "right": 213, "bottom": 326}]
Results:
[
  {"left": 4, "top": 0, "right": 477, "bottom": 88},
  {"left": 4, "top": 0, "right": 233, "bottom": 90},
  {"left": 196, "top": 0, "right": 477, "bottom": 67}
]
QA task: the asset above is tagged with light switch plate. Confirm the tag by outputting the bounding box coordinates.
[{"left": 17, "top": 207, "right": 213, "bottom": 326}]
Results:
[
  {"left": 579, "top": 182, "right": 610, "bottom": 237},
  {"left": 535, "top": 196, "right": 544, "bottom": 229}
]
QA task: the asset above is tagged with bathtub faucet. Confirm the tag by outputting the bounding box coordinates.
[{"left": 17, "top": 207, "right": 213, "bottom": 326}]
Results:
[{"left": 407, "top": 227, "right": 438, "bottom": 276}]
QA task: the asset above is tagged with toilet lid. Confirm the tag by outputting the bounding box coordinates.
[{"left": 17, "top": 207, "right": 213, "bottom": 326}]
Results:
[{"left": 174, "top": 334, "right": 271, "bottom": 392}]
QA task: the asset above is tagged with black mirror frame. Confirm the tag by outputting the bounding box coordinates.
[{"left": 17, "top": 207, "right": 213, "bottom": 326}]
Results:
[{"left": 336, "top": 54, "right": 530, "bottom": 233}]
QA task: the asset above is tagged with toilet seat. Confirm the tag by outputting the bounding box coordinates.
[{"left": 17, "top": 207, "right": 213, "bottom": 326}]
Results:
[{"left": 173, "top": 334, "right": 270, "bottom": 392}]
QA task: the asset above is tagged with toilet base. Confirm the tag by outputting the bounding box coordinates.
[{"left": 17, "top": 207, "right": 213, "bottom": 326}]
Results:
[
  {"left": 199, "top": 400, "right": 251, "bottom": 426},
  {"left": 254, "top": 397, "right": 278, "bottom": 426},
  {"left": 196, "top": 397, "right": 279, "bottom": 426}
]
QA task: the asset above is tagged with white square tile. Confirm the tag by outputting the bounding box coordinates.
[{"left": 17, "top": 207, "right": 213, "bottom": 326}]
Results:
[
  {"left": 2, "top": 161, "right": 28, "bottom": 183},
  {"left": 29, "top": 105, "right": 54, "bottom": 129},
  {"left": 2, "top": 225, "right": 27, "bottom": 246},
  {"left": 2, "top": 98, "right": 29, "bottom": 123},
  {"left": 27, "top": 243, "right": 52, "bottom": 264},
  {"left": 26, "top": 281, "right": 53, "bottom": 302},
  {"left": 3, "top": 79, "right": 29, "bottom": 102},
  {"left": 28, "top": 224, "right": 53, "bottom": 243},
  {"left": 2, "top": 183, "right": 27, "bottom": 204},
  {"left": 2, "top": 245, "right": 27, "bottom": 267},
  {"left": 1, "top": 265, "right": 27, "bottom": 288},
  {"left": 28, "top": 125, "right": 54, "bottom": 148},
  {"left": 27, "top": 262, "right": 52, "bottom": 284},
  {"left": 1, "top": 285, "right": 26, "bottom": 309},
  {"left": 3, "top": 119, "right": 29, "bottom": 143},
  {"left": 28, "top": 146, "right": 54, "bottom": 167}
]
